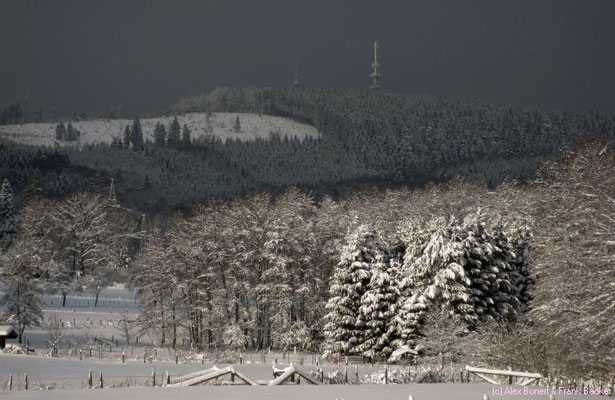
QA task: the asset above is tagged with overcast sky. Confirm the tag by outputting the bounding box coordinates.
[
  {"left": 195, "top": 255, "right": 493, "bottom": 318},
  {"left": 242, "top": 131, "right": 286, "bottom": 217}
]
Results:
[{"left": 0, "top": 0, "right": 613, "bottom": 116}]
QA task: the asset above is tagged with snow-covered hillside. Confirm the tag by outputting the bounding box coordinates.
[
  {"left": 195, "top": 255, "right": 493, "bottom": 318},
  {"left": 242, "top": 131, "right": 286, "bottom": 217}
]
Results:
[{"left": 0, "top": 112, "right": 320, "bottom": 147}]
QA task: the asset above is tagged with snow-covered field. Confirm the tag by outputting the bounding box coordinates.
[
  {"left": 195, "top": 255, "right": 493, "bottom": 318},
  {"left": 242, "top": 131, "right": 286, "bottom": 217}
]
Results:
[
  {"left": 0, "top": 384, "right": 595, "bottom": 400},
  {"left": 0, "top": 288, "right": 572, "bottom": 398},
  {"left": 0, "top": 112, "right": 320, "bottom": 147}
]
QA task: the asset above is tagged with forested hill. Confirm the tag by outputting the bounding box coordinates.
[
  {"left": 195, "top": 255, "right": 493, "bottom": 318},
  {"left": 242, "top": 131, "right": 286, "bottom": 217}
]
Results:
[
  {"left": 174, "top": 87, "right": 615, "bottom": 182},
  {"left": 1, "top": 86, "right": 614, "bottom": 214}
]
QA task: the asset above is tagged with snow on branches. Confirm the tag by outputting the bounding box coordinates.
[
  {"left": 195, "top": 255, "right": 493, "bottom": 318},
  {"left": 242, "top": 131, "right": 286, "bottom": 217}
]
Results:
[{"left": 324, "top": 217, "right": 532, "bottom": 361}]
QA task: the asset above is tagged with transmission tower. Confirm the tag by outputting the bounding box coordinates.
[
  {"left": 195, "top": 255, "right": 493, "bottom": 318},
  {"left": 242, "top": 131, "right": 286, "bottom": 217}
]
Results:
[{"left": 370, "top": 41, "right": 381, "bottom": 90}]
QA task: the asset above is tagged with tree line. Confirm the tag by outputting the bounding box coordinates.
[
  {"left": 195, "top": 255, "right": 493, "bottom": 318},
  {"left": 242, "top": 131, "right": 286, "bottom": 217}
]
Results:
[
  {"left": 1, "top": 136, "right": 615, "bottom": 379},
  {"left": 2, "top": 87, "right": 615, "bottom": 216}
]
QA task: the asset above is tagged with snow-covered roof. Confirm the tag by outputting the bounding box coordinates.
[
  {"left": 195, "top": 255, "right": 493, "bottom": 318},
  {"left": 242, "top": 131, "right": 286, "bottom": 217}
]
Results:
[{"left": 0, "top": 325, "right": 17, "bottom": 337}]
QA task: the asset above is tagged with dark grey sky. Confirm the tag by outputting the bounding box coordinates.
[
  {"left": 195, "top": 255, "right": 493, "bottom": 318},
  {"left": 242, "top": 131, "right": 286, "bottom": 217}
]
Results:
[{"left": 1, "top": 0, "right": 613, "bottom": 116}]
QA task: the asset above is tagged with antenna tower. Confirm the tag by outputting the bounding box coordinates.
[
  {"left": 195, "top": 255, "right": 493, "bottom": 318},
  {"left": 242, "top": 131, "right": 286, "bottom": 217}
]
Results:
[
  {"left": 292, "top": 57, "right": 300, "bottom": 88},
  {"left": 370, "top": 41, "right": 381, "bottom": 90}
]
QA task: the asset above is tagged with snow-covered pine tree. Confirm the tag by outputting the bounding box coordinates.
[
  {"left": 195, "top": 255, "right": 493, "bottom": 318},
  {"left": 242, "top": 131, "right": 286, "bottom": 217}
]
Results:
[
  {"left": 461, "top": 221, "right": 503, "bottom": 323},
  {"left": 395, "top": 220, "right": 445, "bottom": 347},
  {"left": 395, "top": 217, "right": 534, "bottom": 350},
  {"left": 167, "top": 117, "right": 181, "bottom": 147},
  {"left": 323, "top": 226, "right": 381, "bottom": 358},
  {"left": 153, "top": 122, "right": 166, "bottom": 146},
  {"left": 65, "top": 122, "right": 80, "bottom": 141},
  {"left": 357, "top": 250, "right": 399, "bottom": 359},
  {"left": 510, "top": 226, "right": 533, "bottom": 309},
  {"left": 0, "top": 179, "right": 16, "bottom": 250},
  {"left": 395, "top": 218, "right": 475, "bottom": 346},
  {"left": 182, "top": 124, "right": 191, "bottom": 147},
  {"left": 123, "top": 125, "right": 132, "bottom": 148},
  {"left": 55, "top": 121, "right": 66, "bottom": 141},
  {"left": 493, "top": 224, "right": 533, "bottom": 316},
  {"left": 131, "top": 118, "right": 143, "bottom": 150}
]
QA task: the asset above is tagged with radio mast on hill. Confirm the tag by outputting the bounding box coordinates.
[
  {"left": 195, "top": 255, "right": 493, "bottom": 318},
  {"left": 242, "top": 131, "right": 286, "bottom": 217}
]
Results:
[
  {"left": 370, "top": 41, "right": 381, "bottom": 90},
  {"left": 292, "top": 57, "right": 300, "bottom": 88}
]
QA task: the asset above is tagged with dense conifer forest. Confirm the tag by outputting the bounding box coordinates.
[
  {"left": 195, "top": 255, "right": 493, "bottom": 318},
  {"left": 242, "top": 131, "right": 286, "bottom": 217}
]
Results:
[{"left": 1, "top": 87, "right": 613, "bottom": 214}]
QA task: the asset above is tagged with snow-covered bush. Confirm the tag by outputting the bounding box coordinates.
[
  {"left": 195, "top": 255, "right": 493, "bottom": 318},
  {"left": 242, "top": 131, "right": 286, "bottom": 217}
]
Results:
[{"left": 223, "top": 323, "right": 248, "bottom": 350}]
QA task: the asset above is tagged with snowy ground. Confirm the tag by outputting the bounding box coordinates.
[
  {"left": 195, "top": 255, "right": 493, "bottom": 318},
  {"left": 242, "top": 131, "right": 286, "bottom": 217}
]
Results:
[
  {"left": 0, "top": 112, "right": 321, "bottom": 147},
  {"left": 0, "top": 384, "right": 601, "bottom": 400},
  {"left": 1, "top": 287, "right": 581, "bottom": 398}
]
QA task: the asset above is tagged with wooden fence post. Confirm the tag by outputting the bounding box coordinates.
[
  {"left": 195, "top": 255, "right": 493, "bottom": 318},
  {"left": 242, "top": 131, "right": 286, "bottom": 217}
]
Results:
[
  {"left": 344, "top": 368, "right": 348, "bottom": 384},
  {"left": 8, "top": 374, "right": 12, "bottom": 391},
  {"left": 99, "top": 371, "right": 103, "bottom": 389},
  {"left": 88, "top": 369, "right": 93, "bottom": 389},
  {"left": 165, "top": 370, "right": 170, "bottom": 386},
  {"left": 151, "top": 368, "right": 156, "bottom": 387},
  {"left": 24, "top": 373, "right": 28, "bottom": 390},
  {"left": 122, "top": 349, "right": 125, "bottom": 363}
]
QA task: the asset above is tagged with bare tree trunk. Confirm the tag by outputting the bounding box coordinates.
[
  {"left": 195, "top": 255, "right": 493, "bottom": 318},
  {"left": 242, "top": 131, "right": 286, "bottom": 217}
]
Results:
[
  {"left": 158, "top": 295, "right": 165, "bottom": 346},
  {"left": 172, "top": 304, "right": 177, "bottom": 349}
]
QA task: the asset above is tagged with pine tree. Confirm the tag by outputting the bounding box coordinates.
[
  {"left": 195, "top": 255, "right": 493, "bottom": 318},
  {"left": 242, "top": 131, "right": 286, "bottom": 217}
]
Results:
[
  {"left": 55, "top": 121, "right": 66, "bottom": 141},
  {"left": 153, "top": 122, "right": 167, "bottom": 146},
  {"left": 123, "top": 125, "right": 132, "bottom": 148},
  {"left": 182, "top": 124, "right": 191, "bottom": 147},
  {"left": 65, "top": 122, "right": 81, "bottom": 141},
  {"left": 0, "top": 179, "right": 16, "bottom": 250},
  {"left": 233, "top": 116, "right": 242, "bottom": 133},
  {"left": 358, "top": 254, "right": 399, "bottom": 359},
  {"left": 131, "top": 118, "right": 144, "bottom": 150},
  {"left": 394, "top": 219, "right": 474, "bottom": 346},
  {"left": 167, "top": 117, "right": 181, "bottom": 147},
  {"left": 323, "top": 226, "right": 380, "bottom": 358}
]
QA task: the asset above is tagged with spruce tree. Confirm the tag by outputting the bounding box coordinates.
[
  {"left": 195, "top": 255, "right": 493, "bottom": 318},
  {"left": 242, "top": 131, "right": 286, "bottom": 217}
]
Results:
[
  {"left": 123, "top": 125, "right": 132, "bottom": 148},
  {"left": 358, "top": 254, "right": 399, "bottom": 359},
  {"left": 131, "top": 118, "right": 144, "bottom": 150},
  {"left": 65, "top": 122, "right": 80, "bottom": 141},
  {"left": 233, "top": 116, "right": 241, "bottom": 132},
  {"left": 153, "top": 122, "right": 167, "bottom": 146},
  {"left": 167, "top": 117, "right": 181, "bottom": 147},
  {"left": 55, "top": 121, "right": 66, "bottom": 141},
  {"left": 323, "top": 226, "right": 381, "bottom": 358},
  {"left": 0, "top": 179, "right": 16, "bottom": 250},
  {"left": 182, "top": 124, "right": 191, "bottom": 147}
]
